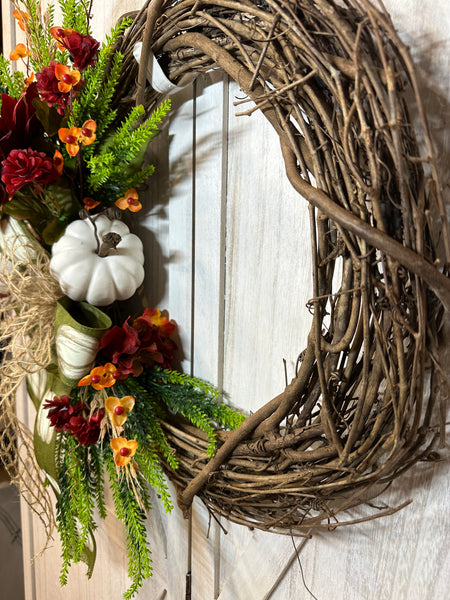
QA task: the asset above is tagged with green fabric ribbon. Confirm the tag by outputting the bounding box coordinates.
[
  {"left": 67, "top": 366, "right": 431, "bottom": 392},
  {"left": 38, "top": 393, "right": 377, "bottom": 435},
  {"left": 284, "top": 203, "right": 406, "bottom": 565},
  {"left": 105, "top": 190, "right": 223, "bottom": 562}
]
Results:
[{"left": 30, "top": 296, "right": 112, "bottom": 577}]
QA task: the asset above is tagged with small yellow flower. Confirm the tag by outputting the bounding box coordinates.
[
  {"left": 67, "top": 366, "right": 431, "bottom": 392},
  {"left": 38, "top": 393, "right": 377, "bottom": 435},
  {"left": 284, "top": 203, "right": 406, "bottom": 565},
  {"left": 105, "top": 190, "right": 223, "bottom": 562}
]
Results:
[
  {"left": 115, "top": 189, "right": 142, "bottom": 212},
  {"left": 110, "top": 437, "right": 138, "bottom": 467},
  {"left": 105, "top": 395, "right": 135, "bottom": 427}
]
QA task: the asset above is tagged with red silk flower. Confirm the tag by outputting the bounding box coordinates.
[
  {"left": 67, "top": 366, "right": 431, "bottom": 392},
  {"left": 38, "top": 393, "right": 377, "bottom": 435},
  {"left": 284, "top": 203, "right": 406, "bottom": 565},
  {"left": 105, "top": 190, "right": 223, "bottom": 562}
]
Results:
[
  {"left": 1, "top": 147, "right": 61, "bottom": 195},
  {"left": 50, "top": 27, "right": 100, "bottom": 70}
]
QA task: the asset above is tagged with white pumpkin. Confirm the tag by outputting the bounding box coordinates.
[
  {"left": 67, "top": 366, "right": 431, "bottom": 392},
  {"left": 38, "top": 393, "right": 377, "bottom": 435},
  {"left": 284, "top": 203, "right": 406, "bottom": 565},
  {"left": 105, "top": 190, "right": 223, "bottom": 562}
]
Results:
[{"left": 50, "top": 214, "right": 145, "bottom": 306}]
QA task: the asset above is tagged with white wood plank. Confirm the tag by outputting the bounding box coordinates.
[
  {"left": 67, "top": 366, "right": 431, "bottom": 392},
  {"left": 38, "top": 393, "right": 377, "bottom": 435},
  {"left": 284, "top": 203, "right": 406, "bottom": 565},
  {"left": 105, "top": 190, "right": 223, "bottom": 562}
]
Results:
[
  {"left": 218, "top": 528, "right": 294, "bottom": 600},
  {"left": 192, "top": 70, "right": 228, "bottom": 387},
  {"left": 215, "top": 77, "right": 314, "bottom": 598},
  {"left": 190, "top": 71, "right": 228, "bottom": 600},
  {"left": 223, "top": 80, "right": 313, "bottom": 415},
  {"left": 140, "top": 82, "right": 195, "bottom": 375},
  {"left": 267, "top": 458, "right": 449, "bottom": 600}
]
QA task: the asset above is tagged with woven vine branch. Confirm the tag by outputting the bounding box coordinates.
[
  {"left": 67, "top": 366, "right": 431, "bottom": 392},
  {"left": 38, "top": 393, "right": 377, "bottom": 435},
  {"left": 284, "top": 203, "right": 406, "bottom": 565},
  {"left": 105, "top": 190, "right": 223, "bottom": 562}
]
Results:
[{"left": 113, "top": 0, "right": 448, "bottom": 534}]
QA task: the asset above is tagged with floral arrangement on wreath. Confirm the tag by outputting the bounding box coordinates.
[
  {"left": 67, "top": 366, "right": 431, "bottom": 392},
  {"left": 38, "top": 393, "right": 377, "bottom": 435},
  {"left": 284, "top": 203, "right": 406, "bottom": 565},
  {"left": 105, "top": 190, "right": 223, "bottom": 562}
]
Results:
[{"left": 0, "top": 1, "right": 244, "bottom": 598}]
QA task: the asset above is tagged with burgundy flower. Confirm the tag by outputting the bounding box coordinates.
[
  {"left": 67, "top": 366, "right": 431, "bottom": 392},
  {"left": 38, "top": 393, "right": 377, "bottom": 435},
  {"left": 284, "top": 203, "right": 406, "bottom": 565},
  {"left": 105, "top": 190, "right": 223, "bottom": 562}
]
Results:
[
  {"left": 0, "top": 84, "right": 45, "bottom": 206},
  {"left": 98, "top": 309, "right": 178, "bottom": 378},
  {"left": 1, "top": 147, "right": 60, "bottom": 195},
  {"left": 134, "top": 309, "right": 177, "bottom": 368},
  {"left": 73, "top": 409, "right": 105, "bottom": 446},
  {"left": 36, "top": 61, "right": 70, "bottom": 115},
  {"left": 44, "top": 395, "right": 104, "bottom": 446},
  {"left": 43, "top": 396, "right": 84, "bottom": 433},
  {"left": 99, "top": 319, "right": 140, "bottom": 364},
  {"left": 0, "top": 84, "right": 43, "bottom": 159},
  {"left": 98, "top": 318, "right": 143, "bottom": 379},
  {"left": 140, "top": 338, "right": 177, "bottom": 369},
  {"left": 51, "top": 27, "right": 100, "bottom": 70}
]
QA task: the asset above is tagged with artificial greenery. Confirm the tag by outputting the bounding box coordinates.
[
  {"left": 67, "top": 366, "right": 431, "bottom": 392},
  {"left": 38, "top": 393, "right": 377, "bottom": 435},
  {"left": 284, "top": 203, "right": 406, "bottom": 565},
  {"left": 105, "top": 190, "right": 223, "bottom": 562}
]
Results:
[
  {"left": 105, "top": 451, "right": 153, "bottom": 600},
  {"left": 70, "top": 17, "right": 132, "bottom": 135},
  {"left": 53, "top": 366, "right": 244, "bottom": 598},
  {"left": 137, "top": 368, "right": 246, "bottom": 456},
  {"left": 85, "top": 100, "right": 171, "bottom": 200},
  {"left": 1, "top": 2, "right": 245, "bottom": 598},
  {"left": 20, "top": 0, "right": 56, "bottom": 70},
  {"left": 55, "top": 436, "right": 97, "bottom": 584},
  {"left": 0, "top": 55, "right": 26, "bottom": 99},
  {"left": 59, "top": 0, "right": 93, "bottom": 35},
  {"left": 1, "top": 0, "right": 169, "bottom": 241}
]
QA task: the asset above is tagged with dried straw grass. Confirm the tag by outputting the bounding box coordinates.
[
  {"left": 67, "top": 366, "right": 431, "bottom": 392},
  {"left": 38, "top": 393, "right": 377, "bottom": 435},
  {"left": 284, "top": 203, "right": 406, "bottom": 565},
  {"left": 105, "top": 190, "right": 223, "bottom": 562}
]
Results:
[{"left": 0, "top": 232, "right": 60, "bottom": 545}]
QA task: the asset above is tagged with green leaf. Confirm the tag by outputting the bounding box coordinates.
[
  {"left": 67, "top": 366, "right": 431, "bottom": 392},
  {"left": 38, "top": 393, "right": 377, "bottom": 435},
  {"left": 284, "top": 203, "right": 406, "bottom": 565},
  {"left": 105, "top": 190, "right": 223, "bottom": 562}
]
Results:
[
  {"left": 42, "top": 217, "right": 67, "bottom": 244},
  {"left": 2, "top": 194, "right": 49, "bottom": 226},
  {"left": 46, "top": 180, "right": 81, "bottom": 219},
  {"left": 32, "top": 97, "right": 67, "bottom": 136}
]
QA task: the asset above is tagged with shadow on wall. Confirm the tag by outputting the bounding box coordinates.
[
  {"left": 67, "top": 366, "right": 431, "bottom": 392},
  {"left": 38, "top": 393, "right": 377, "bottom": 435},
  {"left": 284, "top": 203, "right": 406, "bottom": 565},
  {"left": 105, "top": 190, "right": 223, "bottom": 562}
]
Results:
[{"left": 0, "top": 476, "right": 25, "bottom": 600}]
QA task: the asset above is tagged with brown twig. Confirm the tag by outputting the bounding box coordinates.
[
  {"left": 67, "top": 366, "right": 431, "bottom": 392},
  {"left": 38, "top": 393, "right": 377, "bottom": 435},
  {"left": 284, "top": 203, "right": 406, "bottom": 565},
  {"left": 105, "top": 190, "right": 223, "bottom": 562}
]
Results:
[{"left": 112, "top": 0, "right": 448, "bottom": 534}]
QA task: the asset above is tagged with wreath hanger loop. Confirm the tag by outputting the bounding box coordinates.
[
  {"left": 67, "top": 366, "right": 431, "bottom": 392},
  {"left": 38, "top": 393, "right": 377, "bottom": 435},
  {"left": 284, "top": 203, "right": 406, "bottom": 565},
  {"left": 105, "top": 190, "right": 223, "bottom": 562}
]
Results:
[{"left": 116, "top": 0, "right": 449, "bottom": 532}]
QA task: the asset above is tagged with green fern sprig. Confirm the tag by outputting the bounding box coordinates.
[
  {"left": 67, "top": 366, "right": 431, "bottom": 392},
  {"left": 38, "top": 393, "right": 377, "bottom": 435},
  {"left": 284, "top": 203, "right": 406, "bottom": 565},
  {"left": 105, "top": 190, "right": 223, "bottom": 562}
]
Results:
[
  {"left": 59, "top": 0, "right": 90, "bottom": 33},
  {"left": 91, "top": 51, "right": 123, "bottom": 137},
  {"left": 86, "top": 99, "right": 170, "bottom": 199},
  {"left": 20, "top": 0, "right": 57, "bottom": 70},
  {"left": 0, "top": 56, "right": 26, "bottom": 100},
  {"left": 84, "top": 152, "right": 115, "bottom": 188},
  {"left": 146, "top": 368, "right": 245, "bottom": 431},
  {"left": 71, "top": 18, "right": 131, "bottom": 129},
  {"left": 56, "top": 436, "right": 97, "bottom": 583},
  {"left": 139, "top": 368, "right": 245, "bottom": 457},
  {"left": 106, "top": 452, "right": 152, "bottom": 600},
  {"left": 117, "top": 378, "right": 177, "bottom": 467},
  {"left": 155, "top": 368, "right": 221, "bottom": 399},
  {"left": 56, "top": 455, "right": 77, "bottom": 585},
  {"left": 68, "top": 442, "right": 95, "bottom": 559},
  {"left": 135, "top": 444, "right": 174, "bottom": 513},
  {"left": 116, "top": 378, "right": 177, "bottom": 512}
]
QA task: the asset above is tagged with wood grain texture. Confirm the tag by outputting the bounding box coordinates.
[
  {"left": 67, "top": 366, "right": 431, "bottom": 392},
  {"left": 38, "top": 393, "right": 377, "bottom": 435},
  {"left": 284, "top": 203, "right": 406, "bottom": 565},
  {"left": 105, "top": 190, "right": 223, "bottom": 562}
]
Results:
[{"left": 9, "top": 1, "right": 449, "bottom": 599}]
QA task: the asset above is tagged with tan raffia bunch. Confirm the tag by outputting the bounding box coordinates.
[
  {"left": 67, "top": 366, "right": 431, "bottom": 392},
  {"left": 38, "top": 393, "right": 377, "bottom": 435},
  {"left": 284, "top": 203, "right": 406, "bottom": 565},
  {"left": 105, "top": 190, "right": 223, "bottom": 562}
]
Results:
[
  {"left": 0, "top": 221, "right": 61, "bottom": 544},
  {"left": 112, "top": 0, "right": 449, "bottom": 534}
]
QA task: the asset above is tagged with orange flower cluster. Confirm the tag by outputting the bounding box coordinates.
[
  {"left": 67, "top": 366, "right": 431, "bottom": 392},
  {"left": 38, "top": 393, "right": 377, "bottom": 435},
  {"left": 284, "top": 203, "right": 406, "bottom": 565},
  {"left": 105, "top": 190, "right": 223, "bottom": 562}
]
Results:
[
  {"left": 13, "top": 9, "right": 29, "bottom": 31},
  {"left": 78, "top": 367, "right": 138, "bottom": 466},
  {"left": 105, "top": 395, "right": 135, "bottom": 427},
  {"left": 9, "top": 43, "right": 29, "bottom": 61},
  {"left": 106, "top": 397, "right": 138, "bottom": 467},
  {"left": 115, "top": 188, "right": 142, "bottom": 212},
  {"left": 78, "top": 362, "right": 118, "bottom": 390},
  {"left": 110, "top": 437, "right": 138, "bottom": 467},
  {"left": 58, "top": 119, "right": 96, "bottom": 156}
]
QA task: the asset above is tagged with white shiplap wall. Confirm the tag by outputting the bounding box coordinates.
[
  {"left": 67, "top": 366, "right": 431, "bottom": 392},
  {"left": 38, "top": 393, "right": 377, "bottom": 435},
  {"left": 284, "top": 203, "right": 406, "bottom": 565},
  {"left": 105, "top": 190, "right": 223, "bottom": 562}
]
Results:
[{"left": 5, "top": 0, "right": 448, "bottom": 598}]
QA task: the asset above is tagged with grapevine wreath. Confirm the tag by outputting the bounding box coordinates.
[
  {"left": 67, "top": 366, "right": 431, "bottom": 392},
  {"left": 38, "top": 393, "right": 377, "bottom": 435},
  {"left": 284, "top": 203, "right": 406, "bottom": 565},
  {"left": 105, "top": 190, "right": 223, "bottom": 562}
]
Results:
[{"left": 0, "top": 0, "right": 448, "bottom": 598}]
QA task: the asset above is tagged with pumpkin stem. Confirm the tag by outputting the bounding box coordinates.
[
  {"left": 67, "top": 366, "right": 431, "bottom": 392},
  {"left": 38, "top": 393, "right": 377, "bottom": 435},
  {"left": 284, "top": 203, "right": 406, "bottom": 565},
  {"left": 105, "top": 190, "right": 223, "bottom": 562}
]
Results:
[{"left": 98, "top": 232, "right": 122, "bottom": 257}]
